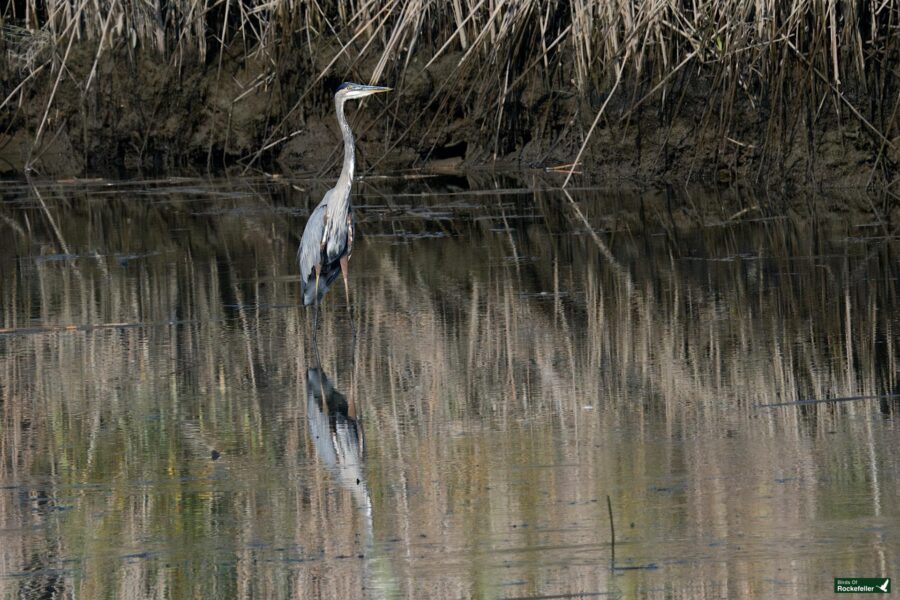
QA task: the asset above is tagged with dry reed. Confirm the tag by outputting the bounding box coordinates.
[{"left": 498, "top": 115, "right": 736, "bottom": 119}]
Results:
[{"left": 1, "top": 1, "right": 899, "bottom": 179}]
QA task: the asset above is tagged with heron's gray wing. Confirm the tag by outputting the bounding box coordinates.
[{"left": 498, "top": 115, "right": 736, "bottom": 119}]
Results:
[{"left": 298, "top": 198, "right": 328, "bottom": 289}]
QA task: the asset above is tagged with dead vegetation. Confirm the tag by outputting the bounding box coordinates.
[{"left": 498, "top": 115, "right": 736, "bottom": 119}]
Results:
[{"left": 1, "top": 1, "right": 899, "bottom": 186}]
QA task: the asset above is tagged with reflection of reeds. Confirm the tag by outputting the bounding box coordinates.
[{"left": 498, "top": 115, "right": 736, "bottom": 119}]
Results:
[{"left": 0, "top": 179, "right": 897, "bottom": 598}]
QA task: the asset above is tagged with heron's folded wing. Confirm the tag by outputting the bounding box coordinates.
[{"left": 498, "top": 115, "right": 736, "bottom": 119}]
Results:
[{"left": 297, "top": 200, "right": 328, "bottom": 286}]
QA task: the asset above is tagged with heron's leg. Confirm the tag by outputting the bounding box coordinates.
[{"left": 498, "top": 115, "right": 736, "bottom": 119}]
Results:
[
  {"left": 340, "top": 256, "right": 351, "bottom": 310},
  {"left": 315, "top": 264, "right": 322, "bottom": 298},
  {"left": 312, "top": 261, "right": 326, "bottom": 439},
  {"left": 340, "top": 255, "right": 356, "bottom": 340},
  {"left": 312, "top": 264, "right": 322, "bottom": 344},
  {"left": 312, "top": 334, "right": 323, "bottom": 378}
]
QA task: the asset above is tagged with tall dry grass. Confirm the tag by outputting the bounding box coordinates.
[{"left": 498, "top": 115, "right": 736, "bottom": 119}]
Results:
[{"left": 2, "top": 1, "right": 899, "bottom": 178}]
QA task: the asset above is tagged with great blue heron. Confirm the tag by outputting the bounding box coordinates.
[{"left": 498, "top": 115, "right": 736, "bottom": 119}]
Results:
[
  {"left": 306, "top": 367, "right": 365, "bottom": 476},
  {"left": 306, "top": 367, "right": 369, "bottom": 511},
  {"left": 297, "top": 82, "right": 391, "bottom": 333},
  {"left": 306, "top": 366, "right": 373, "bottom": 560}
]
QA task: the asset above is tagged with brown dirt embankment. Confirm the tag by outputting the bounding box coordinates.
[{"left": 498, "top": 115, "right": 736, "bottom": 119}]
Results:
[{"left": 1, "top": 37, "right": 898, "bottom": 189}]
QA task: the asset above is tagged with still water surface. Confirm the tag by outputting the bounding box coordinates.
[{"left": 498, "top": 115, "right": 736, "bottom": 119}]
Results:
[{"left": 0, "top": 177, "right": 898, "bottom": 599}]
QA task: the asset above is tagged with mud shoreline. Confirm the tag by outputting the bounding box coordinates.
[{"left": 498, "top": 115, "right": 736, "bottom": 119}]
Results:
[{"left": 1, "top": 43, "right": 896, "bottom": 189}]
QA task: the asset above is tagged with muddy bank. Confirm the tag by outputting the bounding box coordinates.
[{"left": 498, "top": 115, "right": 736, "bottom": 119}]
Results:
[{"left": 1, "top": 40, "right": 897, "bottom": 189}]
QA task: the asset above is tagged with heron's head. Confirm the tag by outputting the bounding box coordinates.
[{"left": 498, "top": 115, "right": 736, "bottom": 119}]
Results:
[{"left": 335, "top": 82, "right": 392, "bottom": 100}]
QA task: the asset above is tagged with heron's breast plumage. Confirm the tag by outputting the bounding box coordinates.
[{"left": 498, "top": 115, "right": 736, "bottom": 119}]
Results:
[{"left": 324, "top": 211, "right": 352, "bottom": 262}]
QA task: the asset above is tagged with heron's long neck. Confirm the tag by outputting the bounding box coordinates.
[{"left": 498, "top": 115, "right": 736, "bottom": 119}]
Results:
[{"left": 335, "top": 97, "right": 355, "bottom": 195}]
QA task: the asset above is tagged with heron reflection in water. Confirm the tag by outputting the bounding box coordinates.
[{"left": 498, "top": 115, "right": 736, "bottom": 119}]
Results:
[
  {"left": 306, "top": 367, "right": 371, "bottom": 518},
  {"left": 297, "top": 82, "right": 391, "bottom": 338}
]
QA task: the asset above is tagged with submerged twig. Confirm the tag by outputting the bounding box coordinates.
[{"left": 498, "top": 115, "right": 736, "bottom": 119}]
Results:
[
  {"left": 0, "top": 320, "right": 203, "bottom": 336},
  {"left": 756, "top": 393, "right": 900, "bottom": 408},
  {"left": 607, "top": 494, "right": 616, "bottom": 566}
]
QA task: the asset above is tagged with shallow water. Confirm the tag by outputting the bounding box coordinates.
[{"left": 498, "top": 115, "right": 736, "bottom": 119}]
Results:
[{"left": 0, "top": 176, "right": 898, "bottom": 599}]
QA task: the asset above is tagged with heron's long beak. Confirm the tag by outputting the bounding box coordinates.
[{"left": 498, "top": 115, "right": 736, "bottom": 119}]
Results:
[{"left": 344, "top": 84, "right": 392, "bottom": 100}]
